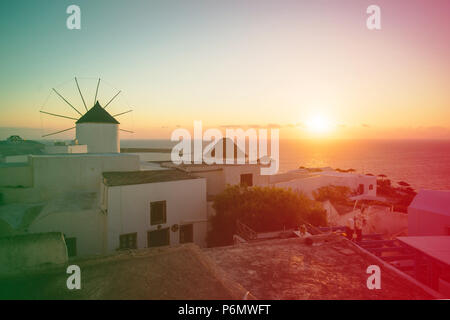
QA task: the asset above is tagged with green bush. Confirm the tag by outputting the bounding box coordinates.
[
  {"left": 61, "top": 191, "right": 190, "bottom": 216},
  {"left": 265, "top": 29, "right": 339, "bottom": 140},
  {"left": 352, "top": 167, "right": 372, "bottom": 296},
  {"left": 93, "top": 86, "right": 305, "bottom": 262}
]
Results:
[
  {"left": 208, "top": 185, "right": 327, "bottom": 247},
  {"left": 312, "top": 185, "right": 352, "bottom": 204}
]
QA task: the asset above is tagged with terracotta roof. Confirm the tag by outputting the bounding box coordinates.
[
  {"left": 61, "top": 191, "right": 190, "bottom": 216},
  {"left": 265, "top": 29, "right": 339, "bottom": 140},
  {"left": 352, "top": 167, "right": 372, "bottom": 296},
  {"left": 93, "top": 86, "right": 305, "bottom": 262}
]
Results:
[
  {"left": 102, "top": 170, "right": 198, "bottom": 186},
  {"left": 204, "top": 236, "right": 434, "bottom": 299},
  {"left": 76, "top": 101, "right": 119, "bottom": 124}
]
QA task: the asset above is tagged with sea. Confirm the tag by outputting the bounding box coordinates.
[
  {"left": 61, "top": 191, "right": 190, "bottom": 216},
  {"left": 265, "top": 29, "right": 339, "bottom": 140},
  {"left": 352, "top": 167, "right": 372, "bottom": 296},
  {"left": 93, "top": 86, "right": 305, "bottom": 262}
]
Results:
[{"left": 121, "top": 139, "right": 450, "bottom": 191}]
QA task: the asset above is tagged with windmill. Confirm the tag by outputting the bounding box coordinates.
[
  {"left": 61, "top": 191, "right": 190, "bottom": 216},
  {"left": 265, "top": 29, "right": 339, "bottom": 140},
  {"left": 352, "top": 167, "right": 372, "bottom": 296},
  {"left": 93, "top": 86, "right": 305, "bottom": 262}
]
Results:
[{"left": 39, "top": 77, "right": 134, "bottom": 153}]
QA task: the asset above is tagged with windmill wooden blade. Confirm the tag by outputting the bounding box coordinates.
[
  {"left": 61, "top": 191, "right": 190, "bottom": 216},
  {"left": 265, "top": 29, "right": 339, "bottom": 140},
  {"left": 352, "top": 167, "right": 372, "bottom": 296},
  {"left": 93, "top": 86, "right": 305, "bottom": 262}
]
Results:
[
  {"left": 120, "top": 129, "right": 134, "bottom": 133},
  {"left": 42, "top": 126, "right": 76, "bottom": 137},
  {"left": 52, "top": 88, "right": 83, "bottom": 116},
  {"left": 113, "top": 110, "right": 133, "bottom": 117},
  {"left": 40, "top": 110, "right": 79, "bottom": 121},
  {"left": 104, "top": 90, "right": 121, "bottom": 109},
  {"left": 75, "top": 77, "right": 88, "bottom": 112}
]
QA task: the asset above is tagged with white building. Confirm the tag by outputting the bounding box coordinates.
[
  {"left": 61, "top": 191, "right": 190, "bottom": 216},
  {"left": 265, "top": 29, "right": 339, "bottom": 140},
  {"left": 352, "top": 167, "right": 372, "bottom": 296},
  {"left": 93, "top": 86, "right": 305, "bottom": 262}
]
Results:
[
  {"left": 271, "top": 169, "right": 377, "bottom": 198},
  {"left": 159, "top": 138, "right": 272, "bottom": 222},
  {"left": 0, "top": 104, "right": 208, "bottom": 257},
  {"left": 408, "top": 189, "right": 450, "bottom": 236},
  {"left": 102, "top": 170, "right": 207, "bottom": 251},
  {"left": 44, "top": 143, "right": 87, "bottom": 154},
  {"left": 27, "top": 170, "right": 207, "bottom": 256}
]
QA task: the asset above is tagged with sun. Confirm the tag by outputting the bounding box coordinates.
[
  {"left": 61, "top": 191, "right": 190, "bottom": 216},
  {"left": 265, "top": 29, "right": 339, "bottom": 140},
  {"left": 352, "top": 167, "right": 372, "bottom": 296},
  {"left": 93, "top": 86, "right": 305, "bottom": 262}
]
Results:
[{"left": 306, "top": 114, "right": 332, "bottom": 134}]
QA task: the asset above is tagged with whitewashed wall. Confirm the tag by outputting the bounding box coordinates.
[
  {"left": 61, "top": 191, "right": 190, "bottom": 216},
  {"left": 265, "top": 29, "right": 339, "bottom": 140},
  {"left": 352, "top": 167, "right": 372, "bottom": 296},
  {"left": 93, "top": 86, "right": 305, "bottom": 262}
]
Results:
[
  {"left": 44, "top": 145, "right": 87, "bottom": 154},
  {"left": 29, "top": 207, "right": 106, "bottom": 257},
  {"left": 274, "top": 174, "right": 377, "bottom": 198},
  {"left": 223, "top": 165, "right": 270, "bottom": 188},
  {"left": 106, "top": 177, "right": 207, "bottom": 251},
  {"left": 30, "top": 154, "right": 140, "bottom": 196},
  {"left": 76, "top": 123, "right": 119, "bottom": 153}
]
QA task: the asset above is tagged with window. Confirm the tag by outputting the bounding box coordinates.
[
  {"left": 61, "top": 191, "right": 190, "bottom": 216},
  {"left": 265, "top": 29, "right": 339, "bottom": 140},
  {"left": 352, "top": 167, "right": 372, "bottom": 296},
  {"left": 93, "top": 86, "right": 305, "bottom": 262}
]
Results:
[
  {"left": 150, "top": 201, "right": 167, "bottom": 225},
  {"left": 65, "top": 237, "right": 77, "bottom": 257},
  {"left": 240, "top": 173, "right": 253, "bottom": 187},
  {"left": 180, "top": 224, "right": 194, "bottom": 243},
  {"left": 357, "top": 184, "right": 364, "bottom": 194},
  {"left": 369, "top": 184, "right": 374, "bottom": 190},
  {"left": 147, "top": 228, "right": 170, "bottom": 247},
  {"left": 119, "top": 232, "right": 137, "bottom": 250}
]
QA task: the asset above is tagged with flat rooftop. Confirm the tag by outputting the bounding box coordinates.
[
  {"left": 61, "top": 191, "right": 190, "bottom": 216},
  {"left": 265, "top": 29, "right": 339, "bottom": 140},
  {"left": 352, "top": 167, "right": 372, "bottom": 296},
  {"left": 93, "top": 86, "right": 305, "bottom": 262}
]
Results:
[
  {"left": 205, "top": 236, "right": 434, "bottom": 299},
  {"left": 103, "top": 169, "right": 199, "bottom": 186},
  {"left": 30, "top": 153, "right": 136, "bottom": 158},
  {"left": 0, "top": 245, "right": 242, "bottom": 299},
  {"left": 397, "top": 236, "right": 450, "bottom": 266}
]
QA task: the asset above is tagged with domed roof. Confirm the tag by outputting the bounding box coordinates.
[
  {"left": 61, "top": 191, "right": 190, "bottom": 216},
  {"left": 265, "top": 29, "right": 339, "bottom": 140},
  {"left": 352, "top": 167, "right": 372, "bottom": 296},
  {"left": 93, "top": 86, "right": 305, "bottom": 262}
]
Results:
[{"left": 76, "top": 101, "right": 119, "bottom": 124}]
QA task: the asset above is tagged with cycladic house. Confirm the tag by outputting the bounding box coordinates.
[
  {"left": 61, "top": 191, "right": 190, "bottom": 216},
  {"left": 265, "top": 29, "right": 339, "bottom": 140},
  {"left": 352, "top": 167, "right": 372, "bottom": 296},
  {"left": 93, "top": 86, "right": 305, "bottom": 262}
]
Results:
[{"left": 0, "top": 102, "right": 208, "bottom": 257}]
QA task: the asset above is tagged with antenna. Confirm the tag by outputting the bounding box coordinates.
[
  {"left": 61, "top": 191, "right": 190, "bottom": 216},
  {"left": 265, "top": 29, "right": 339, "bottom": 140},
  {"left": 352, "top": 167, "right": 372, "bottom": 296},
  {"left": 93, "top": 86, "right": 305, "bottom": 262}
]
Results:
[
  {"left": 42, "top": 126, "right": 76, "bottom": 137},
  {"left": 94, "top": 78, "right": 101, "bottom": 105},
  {"left": 104, "top": 90, "right": 121, "bottom": 109},
  {"left": 75, "top": 77, "right": 88, "bottom": 112},
  {"left": 52, "top": 88, "right": 83, "bottom": 116}
]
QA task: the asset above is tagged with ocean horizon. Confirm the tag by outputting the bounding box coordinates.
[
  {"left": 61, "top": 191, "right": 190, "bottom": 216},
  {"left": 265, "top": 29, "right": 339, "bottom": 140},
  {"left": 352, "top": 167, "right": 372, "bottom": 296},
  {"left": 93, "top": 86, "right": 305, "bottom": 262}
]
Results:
[{"left": 121, "top": 138, "right": 450, "bottom": 191}]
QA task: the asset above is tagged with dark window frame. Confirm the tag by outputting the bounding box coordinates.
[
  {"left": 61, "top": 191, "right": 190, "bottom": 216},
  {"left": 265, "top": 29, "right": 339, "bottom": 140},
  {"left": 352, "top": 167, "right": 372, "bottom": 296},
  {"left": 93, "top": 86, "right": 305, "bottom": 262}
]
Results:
[
  {"left": 240, "top": 173, "right": 253, "bottom": 187},
  {"left": 150, "top": 200, "right": 167, "bottom": 225},
  {"left": 147, "top": 228, "right": 170, "bottom": 247},
  {"left": 119, "top": 232, "right": 138, "bottom": 250},
  {"left": 65, "top": 237, "right": 77, "bottom": 257},
  {"left": 179, "top": 224, "right": 194, "bottom": 244}
]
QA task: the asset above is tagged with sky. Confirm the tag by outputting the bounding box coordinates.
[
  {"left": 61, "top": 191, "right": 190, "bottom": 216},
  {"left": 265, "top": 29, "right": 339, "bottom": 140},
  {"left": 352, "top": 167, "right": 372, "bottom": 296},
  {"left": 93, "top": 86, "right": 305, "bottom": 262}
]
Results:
[{"left": 0, "top": 0, "right": 450, "bottom": 139}]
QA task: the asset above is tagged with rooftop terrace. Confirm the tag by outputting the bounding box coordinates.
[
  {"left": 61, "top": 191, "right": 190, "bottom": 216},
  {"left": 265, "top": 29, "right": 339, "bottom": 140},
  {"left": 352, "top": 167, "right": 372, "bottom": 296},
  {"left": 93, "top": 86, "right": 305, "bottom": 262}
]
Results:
[
  {"left": 205, "top": 235, "right": 434, "bottom": 299},
  {"left": 102, "top": 169, "right": 199, "bottom": 186}
]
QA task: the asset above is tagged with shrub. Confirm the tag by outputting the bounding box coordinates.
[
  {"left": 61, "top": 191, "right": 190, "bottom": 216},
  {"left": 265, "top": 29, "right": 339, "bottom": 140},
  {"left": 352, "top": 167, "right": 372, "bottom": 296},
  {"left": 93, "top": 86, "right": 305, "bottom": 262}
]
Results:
[{"left": 208, "top": 185, "right": 327, "bottom": 247}]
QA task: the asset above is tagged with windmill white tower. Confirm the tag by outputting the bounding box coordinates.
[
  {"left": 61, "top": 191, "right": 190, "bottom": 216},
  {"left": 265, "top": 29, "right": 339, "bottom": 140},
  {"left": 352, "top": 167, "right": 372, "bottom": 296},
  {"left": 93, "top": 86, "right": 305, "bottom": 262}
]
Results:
[
  {"left": 76, "top": 101, "right": 120, "bottom": 153},
  {"left": 40, "top": 78, "right": 133, "bottom": 153}
]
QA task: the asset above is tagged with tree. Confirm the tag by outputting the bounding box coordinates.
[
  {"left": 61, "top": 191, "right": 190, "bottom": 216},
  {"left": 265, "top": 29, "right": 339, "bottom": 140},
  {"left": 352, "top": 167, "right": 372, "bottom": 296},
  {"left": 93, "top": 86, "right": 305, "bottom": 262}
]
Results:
[
  {"left": 208, "top": 185, "right": 327, "bottom": 247},
  {"left": 313, "top": 185, "right": 352, "bottom": 205}
]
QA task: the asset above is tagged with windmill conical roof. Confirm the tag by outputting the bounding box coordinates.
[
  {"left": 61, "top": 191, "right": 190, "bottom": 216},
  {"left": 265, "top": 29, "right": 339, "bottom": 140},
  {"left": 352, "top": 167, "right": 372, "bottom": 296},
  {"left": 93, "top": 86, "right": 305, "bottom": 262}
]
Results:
[{"left": 76, "top": 101, "right": 119, "bottom": 124}]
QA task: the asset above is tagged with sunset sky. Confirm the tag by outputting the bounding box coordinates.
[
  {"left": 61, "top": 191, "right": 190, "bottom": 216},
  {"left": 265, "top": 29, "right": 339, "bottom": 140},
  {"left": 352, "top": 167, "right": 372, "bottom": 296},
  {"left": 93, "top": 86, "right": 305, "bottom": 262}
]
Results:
[{"left": 1, "top": 0, "right": 450, "bottom": 139}]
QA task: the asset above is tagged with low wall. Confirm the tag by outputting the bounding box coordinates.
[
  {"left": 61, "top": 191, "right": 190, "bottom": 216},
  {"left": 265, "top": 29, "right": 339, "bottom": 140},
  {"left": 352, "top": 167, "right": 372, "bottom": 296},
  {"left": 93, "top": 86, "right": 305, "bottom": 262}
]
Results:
[
  {"left": 0, "top": 165, "right": 32, "bottom": 188},
  {"left": 0, "top": 232, "right": 68, "bottom": 275}
]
